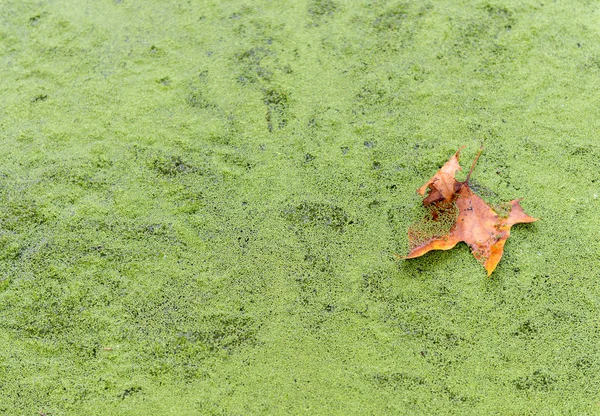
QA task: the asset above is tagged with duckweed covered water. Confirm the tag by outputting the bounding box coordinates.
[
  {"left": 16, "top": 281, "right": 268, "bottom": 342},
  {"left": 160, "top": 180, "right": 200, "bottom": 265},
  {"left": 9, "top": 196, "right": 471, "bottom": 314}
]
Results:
[{"left": 1, "top": 0, "right": 600, "bottom": 414}]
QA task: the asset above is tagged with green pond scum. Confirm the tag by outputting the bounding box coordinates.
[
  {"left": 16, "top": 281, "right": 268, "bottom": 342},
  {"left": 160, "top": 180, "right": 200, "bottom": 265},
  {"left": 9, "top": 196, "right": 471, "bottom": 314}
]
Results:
[{"left": 0, "top": 0, "right": 599, "bottom": 414}]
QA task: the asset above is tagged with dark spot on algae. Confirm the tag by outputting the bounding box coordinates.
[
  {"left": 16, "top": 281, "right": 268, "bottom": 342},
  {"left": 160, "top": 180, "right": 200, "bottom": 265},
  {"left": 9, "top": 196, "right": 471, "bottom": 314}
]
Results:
[
  {"left": 235, "top": 47, "right": 275, "bottom": 83},
  {"left": 263, "top": 86, "right": 289, "bottom": 131},
  {"left": 308, "top": 0, "right": 337, "bottom": 18},
  {"left": 157, "top": 76, "right": 171, "bottom": 86},
  {"left": 512, "top": 320, "right": 537, "bottom": 338},
  {"left": 174, "top": 315, "right": 258, "bottom": 352},
  {"left": 286, "top": 202, "right": 352, "bottom": 233},
  {"left": 1, "top": 200, "right": 47, "bottom": 231},
  {"left": 372, "top": 4, "right": 409, "bottom": 32},
  {"left": 186, "top": 89, "right": 215, "bottom": 109},
  {"left": 514, "top": 369, "right": 556, "bottom": 392},
  {"left": 31, "top": 94, "right": 48, "bottom": 103},
  {"left": 371, "top": 372, "right": 426, "bottom": 388},
  {"left": 119, "top": 386, "right": 142, "bottom": 400},
  {"left": 152, "top": 155, "right": 197, "bottom": 176},
  {"left": 29, "top": 15, "right": 41, "bottom": 26},
  {"left": 362, "top": 269, "right": 394, "bottom": 302}
]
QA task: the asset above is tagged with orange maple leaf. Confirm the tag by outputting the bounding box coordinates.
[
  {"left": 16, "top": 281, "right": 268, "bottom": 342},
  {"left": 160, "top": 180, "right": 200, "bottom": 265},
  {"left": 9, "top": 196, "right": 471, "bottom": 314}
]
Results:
[{"left": 404, "top": 147, "right": 537, "bottom": 275}]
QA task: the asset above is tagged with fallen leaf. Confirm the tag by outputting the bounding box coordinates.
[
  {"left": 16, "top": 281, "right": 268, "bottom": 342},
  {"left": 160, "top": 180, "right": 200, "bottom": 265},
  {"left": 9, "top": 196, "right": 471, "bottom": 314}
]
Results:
[
  {"left": 404, "top": 147, "right": 537, "bottom": 275},
  {"left": 417, "top": 146, "right": 463, "bottom": 205}
]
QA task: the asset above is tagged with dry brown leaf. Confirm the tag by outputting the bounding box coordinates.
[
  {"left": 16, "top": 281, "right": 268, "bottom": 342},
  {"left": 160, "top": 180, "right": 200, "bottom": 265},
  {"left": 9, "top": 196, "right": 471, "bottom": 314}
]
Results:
[{"left": 404, "top": 147, "right": 537, "bottom": 275}]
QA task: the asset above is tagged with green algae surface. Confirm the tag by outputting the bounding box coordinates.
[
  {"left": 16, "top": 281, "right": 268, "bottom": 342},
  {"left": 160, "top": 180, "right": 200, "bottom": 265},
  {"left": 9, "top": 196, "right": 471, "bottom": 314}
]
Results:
[{"left": 1, "top": 0, "right": 600, "bottom": 414}]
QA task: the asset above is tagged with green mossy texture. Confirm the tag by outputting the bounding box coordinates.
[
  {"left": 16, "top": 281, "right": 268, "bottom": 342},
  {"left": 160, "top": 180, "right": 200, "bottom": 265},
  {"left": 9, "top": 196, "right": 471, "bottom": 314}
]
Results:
[{"left": 1, "top": 0, "right": 599, "bottom": 414}]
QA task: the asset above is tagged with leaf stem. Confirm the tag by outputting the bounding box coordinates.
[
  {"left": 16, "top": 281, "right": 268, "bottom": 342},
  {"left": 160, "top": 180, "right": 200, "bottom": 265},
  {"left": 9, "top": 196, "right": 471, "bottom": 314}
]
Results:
[{"left": 464, "top": 146, "right": 484, "bottom": 184}]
